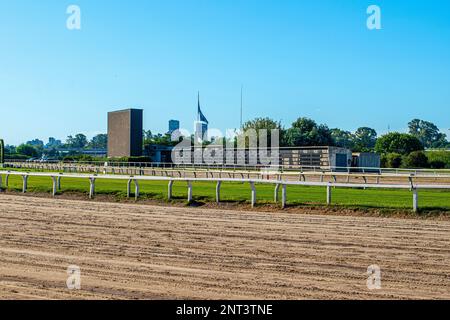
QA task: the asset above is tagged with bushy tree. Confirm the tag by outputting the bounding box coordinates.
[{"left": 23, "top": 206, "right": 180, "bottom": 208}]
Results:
[
  {"left": 353, "top": 127, "right": 377, "bottom": 152},
  {"left": 88, "top": 134, "right": 108, "bottom": 149},
  {"left": 382, "top": 153, "right": 403, "bottom": 168},
  {"left": 375, "top": 132, "right": 423, "bottom": 155},
  {"left": 242, "top": 117, "right": 281, "bottom": 132},
  {"left": 426, "top": 150, "right": 450, "bottom": 169},
  {"left": 284, "top": 117, "right": 333, "bottom": 147},
  {"left": 402, "top": 151, "right": 429, "bottom": 168},
  {"left": 16, "top": 144, "right": 40, "bottom": 158},
  {"left": 143, "top": 130, "right": 153, "bottom": 144},
  {"left": 408, "top": 119, "right": 448, "bottom": 148},
  {"left": 330, "top": 129, "right": 354, "bottom": 149},
  {"left": 143, "top": 131, "right": 177, "bottom": 147},
  {"left": 241, "top": 117, "right": 282, "bottom": 147},
  {"left": 429, "top": 160, "right": 446, "bottom": 169},
  {"left": 66, "top": 134, "right": 88, "bottom": 149}
]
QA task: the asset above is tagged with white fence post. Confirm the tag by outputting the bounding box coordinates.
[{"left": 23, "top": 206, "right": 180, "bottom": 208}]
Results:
[
  {"left": 127, "top": 179, "right": 132, "bottom": 198},
  {"left": 168, "top": 180, "right": 174, "bottom": 200},
  {"left": 187, "top": 181, "right": 193, "bottom": 203},
  {"left": 413, "top": 188, "right": 419, "bottom": 212},
  {"left": 89, "top": 178, "right": 95, "bottom": 199},
  {"left": 51, "top": 176, "right": 57, "bottom": 197},
  {"left": 282, "top": 184, "right": 287, "bottom": 209},
  {"left": 134, "top": 179, "right": 140, "bottom": 200},
  {"left": 250, "top": 182, "right": 256, "bottom": 208},
  {"left": 327, "top": 184, "right": 332, "bottom": 205},
  {"left": 216, "top": 181, "right": 221, "bottom": 203},
  {"left": 274, "top": 184, "right": 280, "bottom": 203},
  {"left": 22, "top": 175, "right": 28, "bottom": 193}
]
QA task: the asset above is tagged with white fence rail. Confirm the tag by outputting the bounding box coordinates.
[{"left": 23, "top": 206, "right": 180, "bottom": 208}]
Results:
[
  {"left": 2, "top": 170, "right": 450, "bottom": 212},
  {"left": 5, "top": 160, "right": 450, "bottom": 176}
]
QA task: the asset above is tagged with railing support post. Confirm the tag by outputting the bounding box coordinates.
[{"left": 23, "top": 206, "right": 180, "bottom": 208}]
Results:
[
  {"left": 326, "top": 184, "right": 332, "bottom": 205},
  {"left": 51, "top": 176, "right": 57, "bottom": 197},
  {"left": 127, "top": 179, "right": 132, "bottom": 198},
  {"left": 250, "top": 182, "right": 256, "bottom": 208},
  {"left": 187, "top": 181, "right": 193, "bottom": 203},
  {"left": 168, "top": 180, "right": 174, "bottom": 200},
  {"left": 216, "top": 181, "right": 221, "bottom": 203},
  {"left": 5, "top": 174, "right": 9, "bottom": 187},
  {"left": 0, "top": 174, "right": 2, "bottom": 191},
  {"left": 281, "top": 184, "right": 287, "bottom": 209},
  {"left": 134, "top": 179, "right": 140, "bottom": 200},
  {"left": 57, "top": 176, "right": 61, "bottom": 190},
  {"left": 274, "top": 184, "right": 280, "bottom": 203},
  {"left": 89, "top": 178, "right": 96, "bottom": 199},
  {"left": 413, "top": 188, "right": 419, "bottom": 212},
  {"left": 22, "top": 175, "right": 28, "bottom": 193}
]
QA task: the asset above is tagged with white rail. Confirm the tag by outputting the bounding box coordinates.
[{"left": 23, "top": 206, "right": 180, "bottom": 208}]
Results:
[
  {"left": 1, "top": 170, "right": 450, "bottom": 212},
  {"left": 5, "top": 160, "right": 450, "bottom": 176}
]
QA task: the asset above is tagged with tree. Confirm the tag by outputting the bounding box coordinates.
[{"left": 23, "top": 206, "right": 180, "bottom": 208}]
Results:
[
  {"left": 151, "top": 133, "right": 173, "bottom": 145},
  {"left": 241, "top": 117, "right": 282, "bottom": 147},
  {"left": 143, "top": 130, "right": 153, "bottom": 144},
  {"left": 408, "top": 119, "right": 448, "bottom": 148},
  {"left": 66, "top": 134, "right": 88, "bottom": 149},
  {"left": 402, "top": 151, "right": 429, "bottom": 168},
  {"left": 330, "top": 129, "right": 354, "bottom": 149},
  {"left": 16, "top": 144, "right": 39, "bottom": 158},
  {"left": 382, "top": 153, "right": 403, "bottom": 168},
  {"left": 353, "top": 127, "right": 377, "bottom": 152},
  {"left": 284, "top": 117, "right": 333, "bottom": 147},
  {"left": 242, "top": 117, "right": 281, "bottom": 132},
  {"left": 375, "top": 132, "right": 423, "bottom": 155},
  {"left": 88, "top": 134, "right": 108, "bottom": 149}
]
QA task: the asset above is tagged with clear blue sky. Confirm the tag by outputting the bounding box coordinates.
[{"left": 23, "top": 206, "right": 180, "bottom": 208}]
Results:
[{"left": 1, "top": 0, "right": 450, "bottom": 145}]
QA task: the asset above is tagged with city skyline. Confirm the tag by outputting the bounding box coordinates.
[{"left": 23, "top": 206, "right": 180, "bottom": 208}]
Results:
[{"left": 1, "top": 0, "right": 450, "bottom": 145}]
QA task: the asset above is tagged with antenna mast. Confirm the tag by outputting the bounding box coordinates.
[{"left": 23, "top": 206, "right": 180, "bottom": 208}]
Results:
[{"left": 240, "top": 85, "right": 243, "bottom": 129}]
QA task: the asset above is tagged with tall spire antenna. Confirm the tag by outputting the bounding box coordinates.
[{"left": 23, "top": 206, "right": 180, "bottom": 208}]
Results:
[
  {"left": 240, "top": 85, "right": 243, "bottom": 129},
  {"left": 197, "top": 91, "right": 200, "bottom": 121}
]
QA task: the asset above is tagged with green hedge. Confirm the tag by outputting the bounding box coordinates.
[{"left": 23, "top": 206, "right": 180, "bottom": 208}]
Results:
[{"left": 426, "top": 151, "right": 450, "bottom": 169}]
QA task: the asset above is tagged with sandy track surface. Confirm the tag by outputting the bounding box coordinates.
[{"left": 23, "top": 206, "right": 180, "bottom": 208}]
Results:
[{"left": 0, "top": 194, "right": 449, "bottom": 300}]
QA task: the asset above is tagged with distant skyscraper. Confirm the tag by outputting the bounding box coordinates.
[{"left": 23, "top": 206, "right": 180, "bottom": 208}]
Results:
[
  {"left": 194, "top": 92, "right": 209, "bottom": 143},
  {"left": 168, "top": 120, "right": 180, "bottom": 134}
]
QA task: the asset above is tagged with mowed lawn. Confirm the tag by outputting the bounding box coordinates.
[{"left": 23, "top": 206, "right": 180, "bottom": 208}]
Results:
[{"left": 1, "top": 174, "right": 450, "bottom": 211}]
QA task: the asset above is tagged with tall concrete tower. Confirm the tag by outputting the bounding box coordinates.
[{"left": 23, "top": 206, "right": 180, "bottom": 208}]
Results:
[{"left": 107, "top": 109, "right": 143, "bottom": 158}]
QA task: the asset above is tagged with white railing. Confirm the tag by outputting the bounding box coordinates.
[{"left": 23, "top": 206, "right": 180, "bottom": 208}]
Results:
[
  {"left": 1, "top": 170, "right": 449, "bottom": 212},
  {"left": 4, "top": 160, "right": 450, "bottom": 176}
]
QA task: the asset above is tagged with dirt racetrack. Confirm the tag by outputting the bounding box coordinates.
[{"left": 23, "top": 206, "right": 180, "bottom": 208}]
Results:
[{"left": 0, "top": 194, "right": 449, "bottom": 300}]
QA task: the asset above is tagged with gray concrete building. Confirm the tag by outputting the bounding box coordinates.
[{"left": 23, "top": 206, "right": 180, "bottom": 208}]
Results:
[{"left": 107, "top": 109, "right": 143, "bottom": 158}]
